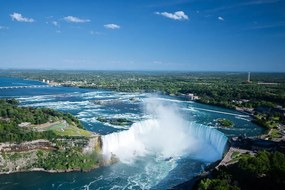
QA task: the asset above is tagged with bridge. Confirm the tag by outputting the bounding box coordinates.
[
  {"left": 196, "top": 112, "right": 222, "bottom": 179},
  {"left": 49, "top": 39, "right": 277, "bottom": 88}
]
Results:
[{"left": 0, "top": 85, "right": 60, "bottom": 90}]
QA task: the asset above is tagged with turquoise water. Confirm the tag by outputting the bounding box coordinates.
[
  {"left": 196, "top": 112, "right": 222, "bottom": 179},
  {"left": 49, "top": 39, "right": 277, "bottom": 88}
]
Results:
[{"left": 0, "top": 77, "right": 264, "bottom": 189}]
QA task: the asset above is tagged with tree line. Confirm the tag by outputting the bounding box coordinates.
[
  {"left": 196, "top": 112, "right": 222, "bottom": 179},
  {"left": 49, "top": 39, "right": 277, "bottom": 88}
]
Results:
[
  {"left": 197, "top": 151, "right": 285, "bottom": 190},
  {"left": 0, "top": 99, "right": 83, "bottom": 143}
]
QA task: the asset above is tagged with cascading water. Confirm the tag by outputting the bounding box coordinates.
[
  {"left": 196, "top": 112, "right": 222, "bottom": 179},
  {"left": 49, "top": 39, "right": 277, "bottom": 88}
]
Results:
[
  {"left": 188, "top": 123, "right": 228, "bottom": 157},
  {"left": 101, "top": 98, "right": 228, "bottom": 164}
]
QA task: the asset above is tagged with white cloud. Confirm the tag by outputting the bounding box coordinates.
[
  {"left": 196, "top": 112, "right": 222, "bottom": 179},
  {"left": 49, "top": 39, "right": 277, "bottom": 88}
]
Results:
[
  {"left": 52, "top": 21, "right": 59, "bottom": 26},
  {"left": 63, "top": 16, "right": 90, "bottom": 23},
  {"left": 0, "top": 26, "right": 9, "bottom": 30},
  {"left": 10, "top": 12, "right": 34, "bottom": 23},
  {"left": 155, "top": 11, "right": 189, "bottom": 21},
  {"left": 104, "top": 24, "right": 120, "bottom": 29},
  {"left": 218, "top": 16, "right": 224, "bottom": 21}
]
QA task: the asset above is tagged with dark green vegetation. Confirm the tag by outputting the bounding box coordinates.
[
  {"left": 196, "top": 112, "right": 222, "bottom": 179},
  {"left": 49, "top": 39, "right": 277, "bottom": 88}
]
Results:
[
  {"left": 253, "top": 107, "right": 285, "bottom": 129},
  {"left": 0, "top": 99, "right": 83, "bottom": 128},
  {"left": 36, "top": 148, "right": 100, "bottom": 171},
  {"left": 217, "top": 118, "right": 234, "bottom": 127},
  {"left": 0, "top": 99, "right": 83, "bottom": 143},
  {"left": 0, "top": 138, "right": 101, "bottom": 172},
  {"left": 197, "top": 151, "right": 285, "bottom": 190}
]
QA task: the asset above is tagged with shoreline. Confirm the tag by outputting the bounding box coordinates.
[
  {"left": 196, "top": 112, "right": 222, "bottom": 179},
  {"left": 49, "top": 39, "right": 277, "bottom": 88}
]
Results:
[{"left": 0, "top": 165, "right": 101, "bottom": 175}]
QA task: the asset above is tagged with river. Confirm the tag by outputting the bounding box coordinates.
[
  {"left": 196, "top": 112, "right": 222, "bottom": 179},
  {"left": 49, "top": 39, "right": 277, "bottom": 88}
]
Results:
[{"left": 0, "top": 77, "right": 264, "bottom": 190}]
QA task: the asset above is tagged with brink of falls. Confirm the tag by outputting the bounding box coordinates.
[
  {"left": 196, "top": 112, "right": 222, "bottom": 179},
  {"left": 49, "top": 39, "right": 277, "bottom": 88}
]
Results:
[{"left": 102, "top": 119, "right": 228, "bottom": 164}]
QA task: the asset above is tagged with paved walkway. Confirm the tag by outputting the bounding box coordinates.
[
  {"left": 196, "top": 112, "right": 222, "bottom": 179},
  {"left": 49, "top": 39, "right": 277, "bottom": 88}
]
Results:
[{"left": 216, "top": 147, "right": 254, "bottom": 169}]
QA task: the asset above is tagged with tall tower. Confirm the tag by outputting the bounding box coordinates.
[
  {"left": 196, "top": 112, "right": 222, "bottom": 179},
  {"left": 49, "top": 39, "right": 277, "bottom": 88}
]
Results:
[{"left": 247, "top": 72, "right": 251, "bottom": 83}]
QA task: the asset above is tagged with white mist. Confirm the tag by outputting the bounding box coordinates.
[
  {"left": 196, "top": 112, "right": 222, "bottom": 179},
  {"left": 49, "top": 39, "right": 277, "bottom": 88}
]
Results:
[{"left": 101, "top": 98, "right": 227, "bottom": 164}]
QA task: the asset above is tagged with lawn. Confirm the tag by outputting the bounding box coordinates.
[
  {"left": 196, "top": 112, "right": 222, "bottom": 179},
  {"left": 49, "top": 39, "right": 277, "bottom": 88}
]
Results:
[
  {"left": 47, "top": 123, "right": 66, "bottom": 130},
  {"left": 270, "top": 128, "right": 282, "bottom": 139},
  {"left": 53, "top": 125, "right": 92, "bottom": 137},
  {"left": 32, "top": 121, "right": 92, "bottom": 137},
  {"left": 231, "top": 151, "right": 241, "bottom": 159}
]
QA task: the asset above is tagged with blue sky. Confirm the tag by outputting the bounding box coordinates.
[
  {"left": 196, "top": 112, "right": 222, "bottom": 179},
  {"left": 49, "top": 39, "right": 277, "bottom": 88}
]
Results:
[{"left": 0, "top": 0, "right": 285, "bottom": 71}]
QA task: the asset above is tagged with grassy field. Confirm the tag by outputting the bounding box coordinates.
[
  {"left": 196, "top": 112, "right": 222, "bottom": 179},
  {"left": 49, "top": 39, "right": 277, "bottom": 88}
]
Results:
[
  {"left": 53, "top": 124, "right": 92, "bottom": 137},
  {"left": 32, "top": 120, "right": 93, "bottom": 137},
  {"left": 231, "top": 151, "right": 241, "bottom": 159},
  {"left": 270, "top": 129, "right": 282, "bottom": 139}
]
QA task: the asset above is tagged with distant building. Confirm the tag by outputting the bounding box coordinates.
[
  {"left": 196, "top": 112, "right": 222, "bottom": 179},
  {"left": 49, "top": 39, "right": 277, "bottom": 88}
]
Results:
[
  {"left": 42, "top": 79, "right": 46, "bottom": 83},
  {"left": 18, "top": 122, "right": 31, "bottom": 127},
  {"left": 247, "top": 72, "right": 251, "bottom": 83},
  {"left": 186, "top": 93, "right": 199, "bottom": 100},
  {"left": 46, "top": 80, "right": 50, "bottom": 84}
]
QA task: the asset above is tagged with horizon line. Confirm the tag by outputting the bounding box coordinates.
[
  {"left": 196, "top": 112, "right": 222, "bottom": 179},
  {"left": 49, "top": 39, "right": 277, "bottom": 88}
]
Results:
[{"left": 0, "top": 68, "right": 285, "bottom": 74}]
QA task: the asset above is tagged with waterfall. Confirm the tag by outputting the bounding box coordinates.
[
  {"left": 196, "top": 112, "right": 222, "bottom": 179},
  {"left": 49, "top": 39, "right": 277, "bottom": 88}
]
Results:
[
  {"left": 187, "top": 123, "right": 228, "bottom": 157},
  {"left": 102, "top": 119, "right": 228, "bottom": 164}
]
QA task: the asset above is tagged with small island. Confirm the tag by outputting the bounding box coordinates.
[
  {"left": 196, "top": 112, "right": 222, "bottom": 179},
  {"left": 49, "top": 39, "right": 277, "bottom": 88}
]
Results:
[
  {"left": 97, "top": 117, "right": 133, "bottom": 126},
  {"left": 217, "top": 118, "right": 234, "bottom": 127}
]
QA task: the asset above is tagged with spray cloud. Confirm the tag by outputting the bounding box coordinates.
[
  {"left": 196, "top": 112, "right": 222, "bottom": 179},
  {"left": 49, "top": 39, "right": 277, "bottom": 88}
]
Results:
[{"left": 102, "top": 97, "right": 227, "bottom": 164}]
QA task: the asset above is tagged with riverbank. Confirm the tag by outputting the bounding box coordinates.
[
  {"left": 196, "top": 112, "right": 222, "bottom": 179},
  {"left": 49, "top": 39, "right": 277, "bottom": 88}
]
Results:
[
  {"left": 190, "top": 98, "right": 285, "bottom": 141},
  {"left": 0, "top": 166, "right": 96, "bottom": 175},
  {"left": 193, "top": 148, "right": 285, "bottom": 189},
  {"left": 0, "top": 99, "right": 104, "bottom": 175},
  {"left": 0, "top": 136, "right": 103, "bottom": 175},
  {"left": 173, "top": 135, "right": 285, "bottom": 189}
]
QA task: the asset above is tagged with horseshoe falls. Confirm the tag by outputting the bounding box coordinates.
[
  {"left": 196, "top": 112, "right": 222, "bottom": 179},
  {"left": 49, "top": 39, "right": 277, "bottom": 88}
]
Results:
[
  {"left": 102, "top": 98, "right": 227, "bottom": 165},
  {"left": 102, "top": 120, "right": 228, "bottom": 164}
]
